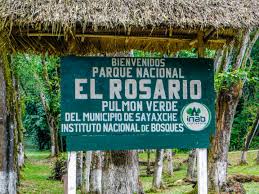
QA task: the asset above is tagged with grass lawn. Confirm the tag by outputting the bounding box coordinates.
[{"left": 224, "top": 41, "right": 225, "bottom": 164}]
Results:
[
  {"left": 19, "top": 151, "right": 64, "bottom": 194},
  {"left": 19, "top": 150, "right": 259, "bottom": 194}
]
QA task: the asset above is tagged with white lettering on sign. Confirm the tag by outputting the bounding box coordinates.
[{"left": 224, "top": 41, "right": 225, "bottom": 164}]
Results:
[
  {"left": 75, "top": 79, "right": 103, "bottom": 99},
  {"left": 112, "top": 58, "right": 166, "bottom": 67},
  {"left": 110, "top": 79, "right": 122, "bottom": 99},
  {"left": 190, "top": 80, "right": 202, "bottom": 99},
  {"left": 75, "top": 79, "right": 88, "bottom": 99},
  {"left": 75, "top": 79, "right": 202, "bottom": 100},
  {"left": 63, "top": 57, "right": 212, "bottom": 136}
]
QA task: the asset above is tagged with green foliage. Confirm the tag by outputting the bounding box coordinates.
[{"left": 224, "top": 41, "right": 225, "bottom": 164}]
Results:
[
  {"left": 23, "top": 101, "right": 50, "bottom": 150},
  {"left": 215, "top": 68, "right": 248, "bottom": 92},
  {"left": 178, "top": 49, "right": 197, "bottom": 58},
  {"left": 49, "top": 155, "right": 67, "bottom": 180},
  {"left": 230, "top": 97, "right": 258, "bottom": 151},
  {"left": 133, "top": 48, "right": 215, "bottom": 59},
  {"left": 12, "top": 53, "right": 60, "bottom": 150},
  {"left": 133, "top": 50, "right": 163, "bottom": 57},
  {"left": 205, "top": 49, "right": 216, "bottom": 58}
]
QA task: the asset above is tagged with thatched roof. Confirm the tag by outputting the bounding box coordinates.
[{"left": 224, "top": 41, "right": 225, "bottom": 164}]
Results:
[
  {"left": 0, "top": 0, "right": 258, "bottom": 55},
  {"left": 1, "top": 0, "right": 258, "bottom": 29}
]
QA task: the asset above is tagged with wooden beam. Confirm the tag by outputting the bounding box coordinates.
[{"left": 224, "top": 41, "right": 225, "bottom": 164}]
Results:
[
  {"left": 189, "top": 29, "right": 216, "bottom": 46},
  {"left": 189, "top": 39, "right": 197, "bottom": 46},
  {"left": 26, "top": 33, "right": 190, "bottom": 42},
  {"left": 24, "top": 33, "right": 226, "bottom": 44},
  {"left": 204, "top": 28, "right": 216, "bottom": 43}
]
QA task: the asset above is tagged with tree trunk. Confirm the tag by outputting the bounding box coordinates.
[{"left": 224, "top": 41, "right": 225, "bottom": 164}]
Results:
[
  {"left": 83, "top": 151, "right": 92, "bottom": 193},
  {"left": 14, "top": 77, "right": 24, "bottom": 168},
  {"left": 17, "top": 143, "right": 24, "bottom": 168},
  {"left": 240, "top": 151, "right": 248, "bottom": 165},
  {"left": 208, "top": 29, "right": 258, "bottom": 192},
  {"left": 90, "top": 151, "right": 102, "bottom": 194},
  {"left": 39, "top": 56, "right": 59, "bottom": 157},
  {"left": 152, "top": 149, "right": 164, "bottom": 189},
  {"left": 39, "top": 92, "right": 59, "bottom": 157},
  {"left": 166, "top": 149, "right": 173, "bottom": 176},
  {"left": 76, "top": 152, "right": 83, "bottom": 189},
  {"left": 208, "top": 86, "right": 242, "bottom": 192},
  {"left": 146, "top": 150, "right": 151, "bottom": 175},
  {"left": 186, "top": 149, "right": 197, "bottom": 181},
  {"left": 0, "top": 57, "right": 17, "bottom": 194},
  {"left": 102, "top": 150, "right": 141, "bottom": 194},
  {"left": 240, "top": 112, "right": 259, "bottom": 164}
]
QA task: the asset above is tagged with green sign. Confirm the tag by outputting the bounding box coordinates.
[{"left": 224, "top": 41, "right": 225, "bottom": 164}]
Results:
[{"left": 61, "top": 56, "right": 215, "bottom": 151}]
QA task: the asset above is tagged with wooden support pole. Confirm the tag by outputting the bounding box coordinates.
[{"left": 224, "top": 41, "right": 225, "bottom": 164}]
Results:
[
  {"left": 67, "top": 152, "right": 77, "bottom": 194},
  {"left": 197, "top": 30, "right": 208, "bottom": 194},
  {"left": 197, "top": 31, "right": 205, "bottom": 58},
  {"left": 197, "top": 148, "right": 208, "bottom": 194}
]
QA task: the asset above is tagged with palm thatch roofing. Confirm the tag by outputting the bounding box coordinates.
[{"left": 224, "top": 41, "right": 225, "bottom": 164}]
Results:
[{"left": 0, "top": 0, "right": 258, "bottom": 55}]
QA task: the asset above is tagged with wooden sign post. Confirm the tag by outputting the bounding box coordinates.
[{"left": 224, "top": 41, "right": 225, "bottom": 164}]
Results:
[
  {"left": 67, "top": 152, "right": 77, "bottom": 194},
  {"left": 197, "top": 31, "right": 208, "bottom": 194},
  {"left": 197, "top": 148, "right": 208, "bottom": 194}
]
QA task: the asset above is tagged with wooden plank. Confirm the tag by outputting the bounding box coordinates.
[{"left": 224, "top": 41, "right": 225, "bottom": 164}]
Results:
[
  {"left": 24, "top": 33, "right": 226, "bottom": 44},
  {"left": 26, "top": 33, "right": 190, "bottom": 42}
]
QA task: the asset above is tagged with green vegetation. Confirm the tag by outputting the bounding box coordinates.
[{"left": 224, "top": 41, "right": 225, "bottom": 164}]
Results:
[
  {"left": 228, "top": 150, "right": 259, "bottom": 176},
  {"left": 229, "top": 39, "right": 259, "bottom": 151},
  {"left": 13, "top": 54, "right": 61, "bottom": 152},
  {"left": 19, "top": 151, "right": 63, "bottom": 194},
  {"left": 20, "top": 150, "right": 259, "bottom": 194}
]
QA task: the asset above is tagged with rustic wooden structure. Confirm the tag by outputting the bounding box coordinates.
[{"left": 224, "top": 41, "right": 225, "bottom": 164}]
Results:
[{"left": 0, "top": 0, "right": 258, "bottom": 194}]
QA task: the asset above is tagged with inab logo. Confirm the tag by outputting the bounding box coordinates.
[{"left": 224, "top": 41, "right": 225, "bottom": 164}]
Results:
[
  {"left": 186, "top": 107, "right": 206, "bottom": 123},
  {"left": 181, "top": 102, "right": 211, "bottom": 131}
]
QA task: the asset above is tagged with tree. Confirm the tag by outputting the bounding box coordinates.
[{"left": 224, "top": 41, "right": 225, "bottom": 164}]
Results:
[
  {"left": 13, "top": 54, "right": 60, "bottom": 156},
  {"left": 102, "top": 150, "right": 141, "bottom": 194},
  {"left": 208, "top": 29, "right": 259, "bottom": 192},
  {"left": 186, "top": 149, "right": 197, "bottom": 181},
  {"left": 90, "top": 151, "right": 102, "bottom": 194},
  {"left": 15, "top": 77, "right": 25, "bottom": 168},
  {"left": 230, "top": 44, "right": 259, "bottom": 152},
  {"left": 257, "top": 150, "right": 259, "bottom": 165},
  {"left": 146, "top": 150, "right": 151, "bottom": 175},
  {"left": 240, "top": 112, "right": 259, "bottom": 164},
  {"left": 39, "top": 55, "right": 60, "bottom": 156},
  {"left": 152, "top": 149, "right": 164, "bottom": 189},
  {"left": 76, "top": 152, "right": 83, "bottom": 189},
  {"left": 0, "top": 49, "right": 20, "bottom": 193},
  {"left": 82, "top": 151, "right": 92, "bottom": 193},
  {"left": 166, "top": 149, "right": 173, "bottom": 176}
]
